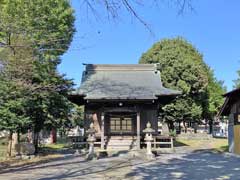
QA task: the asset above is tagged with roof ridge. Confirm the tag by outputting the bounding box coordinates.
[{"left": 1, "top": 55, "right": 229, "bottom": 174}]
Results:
[{"left": 85, "top": 64, "right": 157, "bottom": 71}]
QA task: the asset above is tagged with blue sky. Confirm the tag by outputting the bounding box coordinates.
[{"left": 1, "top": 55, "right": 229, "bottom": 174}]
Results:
[{"left": 59, "top": 0, "right": 240, "bottom": 91}]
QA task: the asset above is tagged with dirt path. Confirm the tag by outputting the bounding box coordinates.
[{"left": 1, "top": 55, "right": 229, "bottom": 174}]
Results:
[
  {"left": 0, "top": 138, "right": 236, "bottom": 180},
  {"left": 0, "top": 148, "right": 239, "bottom": 180}
]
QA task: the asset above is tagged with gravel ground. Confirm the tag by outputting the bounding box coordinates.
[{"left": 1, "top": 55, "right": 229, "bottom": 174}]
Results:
[{"left": 0, "top": 147, "right": 240, "bottom": 180}]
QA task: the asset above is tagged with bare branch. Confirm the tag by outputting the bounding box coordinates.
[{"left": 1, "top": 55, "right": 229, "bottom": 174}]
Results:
[
  {"left": 80, "top": 0, "right": 194, "bottom": 34},
  {"left": 176, "top": 0, "right": 194, "bottom": 15},
  {"left": 81, "top": 0, "right": 102, "bottom": 22},
  {"left": 122, "top": 0, "right": 153, "bottom": 35}
]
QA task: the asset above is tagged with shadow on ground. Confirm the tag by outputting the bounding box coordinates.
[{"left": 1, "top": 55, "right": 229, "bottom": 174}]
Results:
[
  {"left": 0, "top": 150, "right": 240, "bottom": 180},
  {"left": 0, "top": 155, "right": 78, "bottom": 174},
  {"left": 125, "top": 150, "right": 240, "bottom": 180},
  {"left": 173, "top": 141, "right": 189, "bottom": 147}
]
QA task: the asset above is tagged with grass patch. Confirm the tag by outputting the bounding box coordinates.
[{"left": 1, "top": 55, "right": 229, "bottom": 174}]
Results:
[
  {"left": 211, "top": 138, "right": 228, "bottom": 153},
  {"left": 176, "top": 137, "right": 228, "bottom": 152},
  {"left": 0, "top": 137, "right": 71, "bottom": 163},
  {"left": 43, "top": 143, "right": 68, "bottom": 149},
  {"left": 215, "top": 145, "right": 229, "bottom": 153},
  {"left": 175, "top": 139, "right": 205, "bottom": 148},
  {"left": 174, "top": 140, "right": 189, "bottom": 147},
  {"left": 40, "top": 137, "right": 72, "bottom": 153},
  {"left": 41, "top": 137, "right": 71, "bottom": 150}
]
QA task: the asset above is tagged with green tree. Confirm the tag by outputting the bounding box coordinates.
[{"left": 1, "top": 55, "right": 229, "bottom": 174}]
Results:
[
  {"left": 233, "top": 70, "right": 240, "bottom": 88},
  {"left": 0, "top": 79, "right": 31, "bottom": 156},
  {"left": 70, "top": 105, "right": 84, "bottom": 128},
  {"left": 204, "top": 69, "right": 226, "bottom": 119},
  {"left": 0, "top": 0, "right": 75, "bottom": 57},
  {"left": 25, "top": 61, "right": 74, "bottom": 150},
  {"left": 204, "top": 69, "right": 226, "bottom": 133},
  {"left": 139, "top": 37, "right": 209, "bottom": 129},
  {"left": 0, "top": 0, "right": 75, "bottom": 152},
  {"left": 0, "top": 36, "right": 36, "bottom": 156}
]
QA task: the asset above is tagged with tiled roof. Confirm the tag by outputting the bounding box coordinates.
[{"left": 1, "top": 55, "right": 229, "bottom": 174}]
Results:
[{"left": 73, "top": 64, "right": 181, "bottom": 100}]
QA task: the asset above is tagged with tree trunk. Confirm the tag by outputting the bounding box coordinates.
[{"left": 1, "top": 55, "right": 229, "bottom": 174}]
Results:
[
  {"left": 33, "top": 131, "right": 39, "bottom": 154},
  {"left": 7, "top": 131, "right": 13, "bottom": 157},
  {"left": 7, "top": 131, "right": 19, "bottom": 157},
  {"left": 183, "top": 121, "right": 186, "bottom": 133},
  {"left": 12, "top": 132, "right": 19, "bottom": 156},
  {"left": 209, "top": 119, "right": 213, "bottom": 134},
  {"left": 17, "top": 130, "right": 20, "bottom": 143},
  {"left": 167, "top": 121, "right": 174, "bottom": 131},
  {"left": 51, "top": 128, "right": 57, "bottom": 144},
  {"left": 194, "top": 122, "right": 198, "bottom": 133},
  {"left": 27, "top": 129, "right": 33, "bottom": 143},
  {"left": 178, "top": 121, "right": 181, "bottom": 134}
]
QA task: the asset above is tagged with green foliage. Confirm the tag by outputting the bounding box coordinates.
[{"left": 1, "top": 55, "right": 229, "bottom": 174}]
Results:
[
  {"left": 140, "top": 37, "right": 208, "bottom": 93},
  {"left": 0, "top": 38, "right": 34, "bottom": 132},
  {"left": 0, "top": 0, "right": 76, "bottom": 151},
  {"left": 203, "top": 69, "right": 226, "bottom": 119},
  {"left": 140, "top": 37, "right": 208, "bottom": 123},
  {"left": 0, "top": 0, "right": 75, "bottom": 57},
  {"left": 0, "top": 80, "right": 30, "bottom": 132},
  {"left": 139, "top": 37, "right": 225, "bottom": 124},
  {"left": 70, "top": 105, "right": 84, "bottom": 128},
  {"left": 233, "top": 70, "right": 240, "bottom": 89},
  {"left": 169, "top": 129, "right": 176, "bottom": 137}
]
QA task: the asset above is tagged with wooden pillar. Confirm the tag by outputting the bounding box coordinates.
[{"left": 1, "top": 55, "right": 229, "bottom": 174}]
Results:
[
  {"left": 137, "top": 111, "right": 141, "bottom": 150},
  {"left": 154, "top": 137, "right": 156, "bottom": 149},
  {"left": 101, "top": 113, "right": 105, "bottom": 149}
]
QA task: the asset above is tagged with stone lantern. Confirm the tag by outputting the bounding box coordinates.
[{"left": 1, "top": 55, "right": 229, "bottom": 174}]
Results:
[
  {"left": 143, "top": 121, "right": 155, "bottom": 159},
  {"left": 86, "top": 122, "right": 96, "bottom": 160}
]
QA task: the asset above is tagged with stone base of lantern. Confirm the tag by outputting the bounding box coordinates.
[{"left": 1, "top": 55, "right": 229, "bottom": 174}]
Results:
[
  {"left": 86, "top": 142, "right": 97, "bottom": 160},
  {"left": 145, "top": 152, "right": 155, "bottom": 160},
  {"left": 128, "top": 149, "right": 142, "bottom": 158},
  {"left": 145, "top": 141, "right": 156, "bottom": 160},
  {"left": 86, "top": 153, "right": 97, "bottom": 160},
  {"left": 127, "top": 149, "right": 156, "bottom": 160}
]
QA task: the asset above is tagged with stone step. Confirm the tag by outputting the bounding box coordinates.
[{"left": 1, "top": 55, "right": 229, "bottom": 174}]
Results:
[
  {"left": 108, "top": 143, "right": 137, "bottom": 147},
  {"left": 107, "top": 140, "right": 136, "bottom": 144},
  {"left": 106, "top": 136, "right": 137, "bottom": 150},
  {"left": 107, "top": 144, "right": 136, "bottom": 146},
  {"left": 108, "top": 139, "right": 136, "bottom": 141},
  {"left": 108, "top": 136, "right": 136, "bottom": 140},
  {"left": 107, "top": 139, "right": 136, "bottom": 150},
  {"left": 107, "top": 147, "right": 132, "bottom": 150},
  {"left": 107, "top": 145, "right": 137, "bottom": 150},
  {"left": 108, "top": 139, "right": 136, "bottom": 142},
  {"left": 107, "top": 144, "right": 135, "bottom": 147}
]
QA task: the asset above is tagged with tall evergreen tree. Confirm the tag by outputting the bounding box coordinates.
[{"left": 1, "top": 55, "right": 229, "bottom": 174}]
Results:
[
  {"left": 139, "top": 37, "right": 225, "bottom": 130},
  {"left": 0, "top": 0, "right": 76, "bottom": 153}
]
